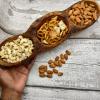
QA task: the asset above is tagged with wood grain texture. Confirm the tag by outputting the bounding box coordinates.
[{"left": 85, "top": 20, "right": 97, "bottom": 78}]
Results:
[
  {"left": 26, "top": 39, "right": 100, "bottom": 90},
  {"left": 23, "top": 87, "right": 100, "bottom": 100},
  {"left": 0, "top": 0, "right": 100, "bottom": 38},
  {"left": 0, "top": 29, "right": 100, "bottom": 90},
  {"left": 0, "top": 0, "right": 100, "bottom": 99}
]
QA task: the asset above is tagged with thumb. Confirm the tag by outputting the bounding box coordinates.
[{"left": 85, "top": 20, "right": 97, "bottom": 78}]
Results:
[
  {"left": 25, "top": 60, "right": 35, "bottom": 72},
  {"left": 0, "top": 68, "right": 3, "bottom": 76},
  {"left": 0, "top": 68, "right": 3, "bottom": 86}
]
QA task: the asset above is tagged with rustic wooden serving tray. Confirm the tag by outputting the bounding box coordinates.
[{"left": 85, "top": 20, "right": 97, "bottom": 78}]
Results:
[{"left": 0, "top": 0, "right": 99, "bottom": 67}]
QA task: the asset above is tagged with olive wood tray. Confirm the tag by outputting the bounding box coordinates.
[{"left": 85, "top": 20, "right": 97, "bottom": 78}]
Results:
[{"left": 0, "top": 0, "right": 99, "bottom": 67}]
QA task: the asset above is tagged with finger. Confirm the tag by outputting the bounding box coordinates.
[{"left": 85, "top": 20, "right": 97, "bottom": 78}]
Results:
[
  {"left": 0, "top": 68, "right": 3, "bottom": 76},
  {"left": 0, "top": 68, "right": 3, "bottom": 86},
  {"left": 25, "top": 60, "right": 35, "bottom": 72},
  {"left": 15, "top": 65, "right": 28, "bottom": 75}
]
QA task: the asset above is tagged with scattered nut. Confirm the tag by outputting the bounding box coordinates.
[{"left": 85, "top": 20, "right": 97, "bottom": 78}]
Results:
[
  {"left": 53, "top": 68, "right": 58, "bottom": 74},
  {"left": 55, "top": 56, "right": 59, "bottom": 61},
  {"left": 66, "top": 50, "right": 71, "bottom": 55},
  {"left": 39, "top": 73, "right": 46, "bottom": 77},
  {"left": 47, "top": 74, "right": 53, "bottom": 78},
  {"left": 60, "top": 59, "right": 65, "bottom": 64},
  {"left": 54, "top": 61, "right": 59, "bottom": 66},
  {"left": 50, "top": 63, "right": 56, "bottom": 68},
  {"left": 48, "top": 60, "right": 53, "bottom": 64},
  {"left": 58, "top": 72, "right": 63, "bottom": 76},
  {"left": 60, "top": 54, "right": 65, "bottom": 59},
  {"left": 58, "top": 60, "right": 62, "bottom": 67},
  {"left": 64, "top": 54, "right": 68, "bottom": 60},
  {"left": 47, "top": 70, "right": 53, "bottom": 74},
  {"left": 39, "top": 70, "right": 45, "bottom": 74},
  {"left": 39, "top": 50, "right": 71, "bottom": 78},
  {"left": 39, "top": 65, "right": 47, "bottom": 72}
]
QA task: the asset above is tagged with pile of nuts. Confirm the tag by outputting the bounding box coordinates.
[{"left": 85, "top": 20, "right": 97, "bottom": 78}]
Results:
[
  {"left": 38, "top": 50, "right": 71, "bottom": 78},
  {"left": 68, "top": 1, "right": 98, "bottom": 26},
  {"left": 0, "top": 36, "right": 34, "bottom": 63}
]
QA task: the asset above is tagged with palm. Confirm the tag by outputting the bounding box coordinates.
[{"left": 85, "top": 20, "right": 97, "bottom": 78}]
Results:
[{"left": 0, "top": 62, "right": 33, "bottom": 93}]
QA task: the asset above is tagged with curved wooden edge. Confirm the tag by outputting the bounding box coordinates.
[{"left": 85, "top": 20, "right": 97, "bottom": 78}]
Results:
[
  {"left": 63, "top": 0, "right": 100, "bottom": 33},
  {"left": 25, "top": 0, "right": 100, "bottom": 52},
  {"left": 0, "top": 34, "right": 37, "bottom": 67},
  {"left": 25, "top": 11, "right": 71, "bottom": 53},
  {"left": 0, "top": 0, "right": 100, "bottom": 67}
]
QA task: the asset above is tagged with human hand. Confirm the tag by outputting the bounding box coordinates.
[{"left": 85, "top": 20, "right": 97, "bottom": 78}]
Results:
[{"left": 0, "top": 61, "right": 34, "bottom": 100}]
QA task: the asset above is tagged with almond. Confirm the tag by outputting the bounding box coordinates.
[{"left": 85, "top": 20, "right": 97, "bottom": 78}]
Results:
[
  {"left": 54, "top": 61, "right": 59, "bottom": 66},
  {"left": 39, "top": 70, "right": 45, "bottom": 74},
  {"left": 84, "top": 20, "right": 92, "bottom": 25},
  {"left": 47, "top": 74, "right": 53, "bottom": 78},
  {"left": 87, "top": 11, "right": 92, "bottom": 16},
  {"left": 58, "top": 72, "right": 63, "bottom": 76},
  {"left": 47, "top": 70, "right": 53, "bottom": 74},
  {"left": 66, "top": 50, "right": 71, "bottom": 55},
  {"left": 48, "top": 60, "right": 53, "bottom": 64},
  {"left": 60, "top": 59, "right": 65, "bottom": 64},
  {"left": 73, "top": 10, "right": 80, "bottom": 15},
  {"left": 53, "top": 68, "right": 58, "bottom": 74},
  {"left": 64, "top": 54, "right": 68, "bottom": 60},
  {"left": 58, "top": 60, "right": 62, "bottom": 67},
  {"left": 50, "top": 63, "right": 56, "bottom": 68},
  {"left": 68, "top": 10, "right": 73, "bottom": 16},
  {"left": 55, "top": 56, "right": 59, "bottom": 61},
  {"left": 70, "top": 15, "right": 75, "bottom": 21},
  {"left": 90, "top": 4, "right": 95, "bottom": 7},
  {"left": 39, "top": 65, "right": 47, "bottom": 71},
  {"left": 69, "top": 1, "right": 98, "bottom": 26},
  {"left": 39, "top": 73, "right": 46, "bottom": 77},
  {"left": 76, "top": 17, "right": 81, "bottom": 23},
  {"left": 93, "top": 11, "right": 97, "bottom": 20},
  {"left": 60, "top": 54, "right": 65, "bottom": 59}
]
